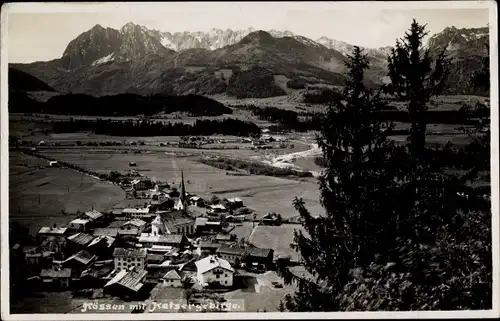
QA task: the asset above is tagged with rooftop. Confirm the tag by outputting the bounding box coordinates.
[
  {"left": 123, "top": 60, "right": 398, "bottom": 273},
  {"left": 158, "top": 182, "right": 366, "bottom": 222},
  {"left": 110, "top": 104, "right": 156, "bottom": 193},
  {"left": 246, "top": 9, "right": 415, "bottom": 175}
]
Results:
[
  {"left": 38, "top": 227, "right": 68, "bottom": 235},
  {"left": 40, "top": 268, "right": 72, "bottom": 278},
  {"left": 87, "top": 235, "right": 115, "bottom": 248},
  {"left": 113, "top": 248, "right": 147, "bottom": 258},
  {"left": 216, "top": 246, "right": 246, "bottom": 256},
  {"left": 67, "top": 233, "right": 95, "bottom": 246},
  {"left": 122, "top": 219, "right": 147, "bottom": 227},
  {"left": 195, "top": 255, "right": 234, "bottom": 274},
  {"left": 122, "top": 208, "right": 150, "bottom": 214},
  {"left": 227, "top": 197, "right": 242, "bottom": 203},
  {"left": 157, "top": 211, "right": 195, "bottom": 232},
  {"left": 65, "top": 250, "right": 96, "bottom": 266},
  {"left": 69, "top": 218, "right": 90, "bottom": 225},
  {"left": 93, "top": 228, "right": 139, "bottom": 237},
  {"left": 163, "top": 270, "right": 182, "bottom": 280},
  {"left": 138, "top": 233, "right": 185, "bottom": 245},
  {"left": 84, "top": 210, "right": 104, "bottom": 221},
  {"left": 118, "top": 269, "right": 148, "bottom": 292}
]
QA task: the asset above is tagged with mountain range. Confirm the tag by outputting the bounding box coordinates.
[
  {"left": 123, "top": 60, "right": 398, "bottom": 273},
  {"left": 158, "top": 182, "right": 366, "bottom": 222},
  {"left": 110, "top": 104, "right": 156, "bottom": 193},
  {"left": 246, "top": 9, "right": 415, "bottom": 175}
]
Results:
[{"left": 10, "top": 23, "right": 489, "bottom": 97}]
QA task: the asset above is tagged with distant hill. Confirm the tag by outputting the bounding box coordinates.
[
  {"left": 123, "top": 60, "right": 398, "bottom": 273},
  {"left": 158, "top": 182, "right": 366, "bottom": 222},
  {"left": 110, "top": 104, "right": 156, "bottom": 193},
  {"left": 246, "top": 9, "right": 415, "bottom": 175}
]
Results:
[
  {"left": 10, "top": 24, "right": 489, "bottom": 98},
  {"left": 8, "top": 92, "right": 233, "bottom": 117},
  {"left": 8, "top": 67, "right": 55, "bottom": 92}
]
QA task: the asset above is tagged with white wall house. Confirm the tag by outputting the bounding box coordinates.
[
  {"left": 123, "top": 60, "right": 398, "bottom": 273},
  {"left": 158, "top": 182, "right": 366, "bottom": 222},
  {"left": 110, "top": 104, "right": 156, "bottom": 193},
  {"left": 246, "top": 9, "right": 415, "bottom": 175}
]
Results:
[
  {"left": 195, "top": 255, "right": 234, "bottom": 287},
  {"left": 113, "top": 248, "right": 147, "bottom": 272},
  {"left": 162, "top": 270, "right": 183, "bottom": 287}
]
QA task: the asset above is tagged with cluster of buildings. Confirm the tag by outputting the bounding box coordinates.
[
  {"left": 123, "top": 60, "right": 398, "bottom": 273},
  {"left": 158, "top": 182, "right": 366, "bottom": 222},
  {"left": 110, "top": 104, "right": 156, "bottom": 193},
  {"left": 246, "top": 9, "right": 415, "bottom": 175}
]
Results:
[{"left": 13, "top": 171, "right": 275, "bottom": 301}]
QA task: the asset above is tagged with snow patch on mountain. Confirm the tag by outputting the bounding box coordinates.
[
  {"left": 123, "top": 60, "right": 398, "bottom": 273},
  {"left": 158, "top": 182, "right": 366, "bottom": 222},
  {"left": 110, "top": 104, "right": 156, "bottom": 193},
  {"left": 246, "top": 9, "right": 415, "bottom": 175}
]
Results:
[{"left": 91, "top": 53, "right": 114, "bottom": 66}]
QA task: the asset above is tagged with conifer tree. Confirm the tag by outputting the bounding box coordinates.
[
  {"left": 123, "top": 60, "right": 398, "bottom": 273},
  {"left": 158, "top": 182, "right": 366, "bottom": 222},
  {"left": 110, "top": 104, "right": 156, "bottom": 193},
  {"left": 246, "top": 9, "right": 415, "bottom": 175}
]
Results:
[
  {"left": 279, "top": 46, "right": 398, "bottom": 311},
  {"left": 387, "top": 19, "right": 450, "bottom": 159}
]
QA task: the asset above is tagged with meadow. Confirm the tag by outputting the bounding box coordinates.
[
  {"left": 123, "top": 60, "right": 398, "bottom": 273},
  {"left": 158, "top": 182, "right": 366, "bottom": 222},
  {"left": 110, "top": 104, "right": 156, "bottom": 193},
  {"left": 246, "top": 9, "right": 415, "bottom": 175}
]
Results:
[
  {"left": 9, "top": 151, "right": 125, "bottom": 235},
  {"left": 36, "top": 148, "right": 323, "bottom": 220}
]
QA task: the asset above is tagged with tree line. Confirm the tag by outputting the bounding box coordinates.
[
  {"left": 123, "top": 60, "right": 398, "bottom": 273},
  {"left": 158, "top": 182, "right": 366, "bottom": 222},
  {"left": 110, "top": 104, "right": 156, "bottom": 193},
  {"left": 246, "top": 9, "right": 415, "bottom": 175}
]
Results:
[
  {"left": 9, "top": 92, "right": 233, "bottom": 117},
  {"left": 51, "top": 118, "right": 261, "bottom": 137}
]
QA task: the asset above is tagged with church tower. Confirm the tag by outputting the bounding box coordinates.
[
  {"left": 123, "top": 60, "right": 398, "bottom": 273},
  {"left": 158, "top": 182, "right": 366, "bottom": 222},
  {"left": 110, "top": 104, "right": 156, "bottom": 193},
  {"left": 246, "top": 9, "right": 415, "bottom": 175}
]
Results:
[{"left": 175, "top": 170, "right": 189, "bottom": 212}]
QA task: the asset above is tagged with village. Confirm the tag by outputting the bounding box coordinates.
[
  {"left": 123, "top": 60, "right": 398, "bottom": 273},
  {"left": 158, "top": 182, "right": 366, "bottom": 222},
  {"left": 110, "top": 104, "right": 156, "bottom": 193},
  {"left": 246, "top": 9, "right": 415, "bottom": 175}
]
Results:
[{"left": 10, "top": 168, "right": 308, "bottom": 313}]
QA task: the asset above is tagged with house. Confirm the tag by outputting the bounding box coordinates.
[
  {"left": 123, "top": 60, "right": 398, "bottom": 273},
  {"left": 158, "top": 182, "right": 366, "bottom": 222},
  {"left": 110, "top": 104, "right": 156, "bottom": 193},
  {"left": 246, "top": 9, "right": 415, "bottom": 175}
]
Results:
[
  {"left": 162, "top": 270, "right": 183, "bottom": 287},
  {"left": 199, "top": 241, "right": 222, "bottom": 254},
  {"left": 104, "top": 268, "right": 149, "bottom": 300},
  {"left": 63, "top": 250, "right": 97, "bottom": 272},
  {"left": 226, "top": 197, "right": 243, "bottom": 209},
  {"left": 122, "top": 207, "right": 150, "bottom": 218},
  {"left": 195, "top": 218, "right": 223, "bottom": 233},
  {"left": 131, "top": 178, "right": 154, "bottom": 191},
  {"left": 214, "top": 233, "right": 234, "bottom": 244},
  {"left": 261, "top": 213, "right": 282, "bottom": 226},
  {"left": 80, "top": 265, "right": 113, "bottom": 288},
  {"left": 87, "top": 235, "right": 116, "bottom": 257},
  {"left": 68, "top": 219, "right": 92, "bottom": 232},
  {"left": 195, "top": 255, "right": 234, "bottom": 287},
  {"left": 138, "top": 233, "right": 188, "bottom": 249},
  {"left": 113, "top": 248, "right": 148, "bottom": 272},
  {"left": 215, "top": 246, "right": 246, "bottom": 265},
  {"left": 149, "top": 199, "right": 175, "bottom": 212},
  {"left": 153, "top": 210, "right": 196, "bottom": 235},
  {"left": 147, "top": 254, "right": 166, "bottom": 265},
  {"left": 93, "top": 227, "right": 140, "bottom": 238},
  {"left": 216, "top": 246, "right": 274, "bottom": 269},
  {"left": 40, "top": 267, "right": 72, "bottom": 290},
  {"left": 37, "top": 226, "right": 69, "bottom": 241},
  {"left": 208, "top": 204, "right": 227, "bottom": 215},
  {"left": 121, "top": 219, "right": 147, "bottom": 233},
  {"left": 189, "top": 196, "right": 205, "bottom": 207},
  {"left": 244, "top": 247, "right": 275, "bottom": 269},
  {"left": 49, "top": 161, "right": 59, "bottom": 167},
  {"left": 82, "top": 210, "right": 105, "bottom": 224},
  {"left": 66, "top": 233, "right": 95, "bottom": 253}
]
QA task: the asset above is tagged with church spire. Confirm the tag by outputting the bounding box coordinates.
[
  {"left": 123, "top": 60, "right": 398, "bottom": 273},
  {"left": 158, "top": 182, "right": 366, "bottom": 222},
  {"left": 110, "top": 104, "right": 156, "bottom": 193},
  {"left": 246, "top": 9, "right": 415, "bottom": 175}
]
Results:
[
  {"left": 176, "top": 170, "right": 188, "bottom": 213},
  {"left": 180, "top": 170, "right": 186, "bottom": 203}
]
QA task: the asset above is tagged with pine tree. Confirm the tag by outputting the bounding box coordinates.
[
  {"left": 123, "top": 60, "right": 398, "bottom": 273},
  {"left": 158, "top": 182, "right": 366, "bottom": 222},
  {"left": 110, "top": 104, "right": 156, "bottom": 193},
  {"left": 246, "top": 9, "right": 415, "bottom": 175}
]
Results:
[
  {"left": 387, "top": 19, "right": 450, "bottom": 159},
  {"left": 279, "top": 46, "right": 398, "bottom": 311}
]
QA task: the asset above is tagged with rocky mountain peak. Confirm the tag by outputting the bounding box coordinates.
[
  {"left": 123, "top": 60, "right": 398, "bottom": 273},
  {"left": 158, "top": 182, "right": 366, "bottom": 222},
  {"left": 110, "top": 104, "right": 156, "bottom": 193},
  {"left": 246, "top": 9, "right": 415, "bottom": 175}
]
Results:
[{"left": 239, "top": 30, "right": 275, "bottom": 46}]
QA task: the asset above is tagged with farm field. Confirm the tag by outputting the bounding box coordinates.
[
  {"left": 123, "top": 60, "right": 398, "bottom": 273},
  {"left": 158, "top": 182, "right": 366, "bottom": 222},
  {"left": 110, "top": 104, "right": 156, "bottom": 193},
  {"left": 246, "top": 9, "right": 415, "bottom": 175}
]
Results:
[
  {"left": 249, "top": 225, "right": 308, "bottom": 262},
  {"left": 36, "top": 148, "right": 323, "bottom": 220},
  {"left": 9, "top": 151, "right": 125, "bottom": 235}
]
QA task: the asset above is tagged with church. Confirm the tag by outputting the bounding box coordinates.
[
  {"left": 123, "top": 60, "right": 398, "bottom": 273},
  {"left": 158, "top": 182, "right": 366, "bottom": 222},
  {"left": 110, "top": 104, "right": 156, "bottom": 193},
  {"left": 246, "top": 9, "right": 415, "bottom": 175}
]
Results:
[{"left": 150, "top": 171, "right": 196, "bottom": 236}]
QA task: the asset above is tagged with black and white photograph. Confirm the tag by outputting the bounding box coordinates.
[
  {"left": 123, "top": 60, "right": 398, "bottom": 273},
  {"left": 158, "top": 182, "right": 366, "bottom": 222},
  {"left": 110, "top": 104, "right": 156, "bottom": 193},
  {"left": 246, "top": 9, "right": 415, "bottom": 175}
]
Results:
[{"left": 1, "top": 1, "right": 498, "bottom": 318}]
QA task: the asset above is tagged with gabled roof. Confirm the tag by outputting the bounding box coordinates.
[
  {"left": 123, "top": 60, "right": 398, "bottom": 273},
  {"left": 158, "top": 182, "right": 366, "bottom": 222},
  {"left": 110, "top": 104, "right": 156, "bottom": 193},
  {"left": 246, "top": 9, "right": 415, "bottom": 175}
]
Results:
[
  {"left": 87, "top": 235, "right": 115, "bottom": 248},
  {"left": 113, "top": 248, "right": 147, "bottom": 258},
  {"left": 122, "top": 208, "right": 150, "bottom": 214},
  {"left": 38, "top": 227, "right": 68, "bottom": 235},
  {"left": 195, "top": 255, "right": 234, "bottom": 274},
  {"left": 138, "top": 233, "right": 185, "bottom": 245},
  {"left": 216, "top": 246, "right": 246, "bottom": 256},
  {"left": 69, "top": 218, "right": 90, "bottom": 225},
  {"left": 157, "top": 211, "right": 195, "bottom": 233},
  {"left": 65, "top": 250, "right": 96, "bottom": 266},
  {"left": 146, "top": 254, "right": 165, "bottom": 264},
  {"left": 40, "top": 268, "right": 71, "bottom": 278},
  {"left": 245, "top": 247, "right": 273, "bottom": 258},
  {"left": 215, "top": 233, "right": 232, "bottom": 241},
  {"left": 117, "top": 269, "right": 148, "bottom": 292},
  {"left": 84, "top": 210, "right": 103, "bottom": 221},
  {"left": 122, "top": 219, "right": 147, "bottom": 227},
  {"left": 67, "top": 233, "right": 95, "bottom": 246},
  {"left": 163, "top": 269, "right": 182, "bottom": 280}
]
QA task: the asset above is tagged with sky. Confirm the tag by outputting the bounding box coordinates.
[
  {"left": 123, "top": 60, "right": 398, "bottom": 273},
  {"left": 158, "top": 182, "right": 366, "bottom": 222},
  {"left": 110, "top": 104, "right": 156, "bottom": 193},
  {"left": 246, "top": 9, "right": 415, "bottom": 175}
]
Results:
[{"left": 4, "top": 2, "right": 492, "bottom": 63}]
